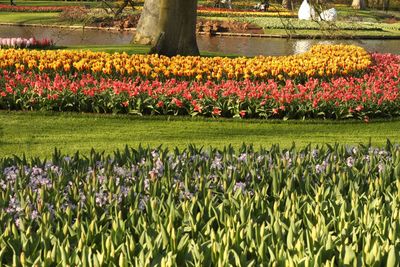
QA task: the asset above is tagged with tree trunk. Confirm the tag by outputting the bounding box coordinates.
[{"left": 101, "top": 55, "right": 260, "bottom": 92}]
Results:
[
  {"left": 132, "top": 0, "right": 160, "bottom": 45},
  {"left": 282, "top": 0, "right": 293, "bottom": 10},
  {"left": 383, "top": 0, "right": 390, "bottom": 11},
  {"left": 352, "top": 0, "right": 366, "bottom": 9},
  {"left": 149, "top": 0, "right": 199, "bottom": 56}
]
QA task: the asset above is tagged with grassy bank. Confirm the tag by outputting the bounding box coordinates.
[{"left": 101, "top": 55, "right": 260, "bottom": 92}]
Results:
[
  {"left": 59, "top": 44, "right": 237, "bottom": 57},
  {"left": 0, "top": 111, "right": 399, "bottom": 158},
  {"left": 62, "top": 44, "right": 150, "bottom": 55}
]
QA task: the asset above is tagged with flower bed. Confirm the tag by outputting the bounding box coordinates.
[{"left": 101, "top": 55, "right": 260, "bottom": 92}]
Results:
[
  {"left": 198, "top": 6, "right": 295, "bottom": 18},
  {"left": 0, "top": 45, "right": 371, "bottom": 82},
  {"left": 0, "top": 4, "right": 70, "bottom": 12},
  {"left": 200, "top": 1, "right": 289, "bottom": 11},
  {"left": 0, "top": 45, "right": 398, "bottom": 120},
  {"left": 247, "top": 17, "right": 384, "bottom": 31},
  {"left": 0, "top": 143, "right": 399, "bottom": 265},
  {"left": 0, "top": 53, "right": 398, "bottom": 119},
  {"left": 0, "top": 37, "right": 54, "bottom": 49}
]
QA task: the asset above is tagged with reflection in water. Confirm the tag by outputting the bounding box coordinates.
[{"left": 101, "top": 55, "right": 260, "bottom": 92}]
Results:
[
  {"left": 293, "top": 40, "right": 313, "bottom": 54},
  {"left": 0, "top": 25, "right": 399, "bottom": 56},
  {"left": 0, "top": 25, "right": 133, "bottom": 47},
  {"left": 292, "top": 40, "right": 338, "bottom": 54},
  {"left": 197, "top": 36, "right": 400, "bottom": 56}
]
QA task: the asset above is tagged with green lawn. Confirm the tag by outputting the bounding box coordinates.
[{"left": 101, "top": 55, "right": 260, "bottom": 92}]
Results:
[
  {"left": 1, "top": 111, "right": 399, "bottom": 158},
  {"left": 0, "top": 11, "right": 61, "bottom": 24},
  {"left": 59, "top": 44, "right": 238, "bottom": 57},
  {"left": 60, "top": 44, "right": 151, "bottom": 54}
]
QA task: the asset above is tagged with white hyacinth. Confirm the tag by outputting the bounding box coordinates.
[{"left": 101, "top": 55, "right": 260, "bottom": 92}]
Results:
[{"left": 0, "top": 37, "right": 50, "bottom": 49}]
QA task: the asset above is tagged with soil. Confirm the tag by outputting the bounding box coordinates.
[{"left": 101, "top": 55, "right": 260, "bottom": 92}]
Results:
[
  {"left": 196, "top": 18, "right": 264, "bottom": 35},
  {"left": 91, "top": 14, "right": 263, "bottom": 34},
  {"left": 382, "top": 17, "right": 400, "bottom": 23},
  {"left": 374, "top": 10, "right": 400, "bottom": 23},
  {"left": 92, "top": 14, "right": 141, "bottom": 29}
]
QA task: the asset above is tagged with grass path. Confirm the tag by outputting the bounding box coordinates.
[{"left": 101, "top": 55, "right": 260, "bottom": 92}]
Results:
[{"left": 1, "top": 111, "right": 399, "bottom": 158}]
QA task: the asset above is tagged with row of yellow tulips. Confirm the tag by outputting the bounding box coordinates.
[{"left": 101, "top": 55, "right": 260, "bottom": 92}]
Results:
[{"left": 0, "top": 44, "right": 371, "bottom": 81}]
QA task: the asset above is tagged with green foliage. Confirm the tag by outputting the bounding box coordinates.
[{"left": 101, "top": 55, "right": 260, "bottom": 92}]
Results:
[{"left": 0, "top": 142, "right": 399, "bottom": 265}]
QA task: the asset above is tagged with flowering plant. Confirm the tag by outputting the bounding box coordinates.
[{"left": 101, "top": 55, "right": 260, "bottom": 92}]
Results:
[
  {"left": 0, "top": 143, "right": 399, "bottom": 265},
  {"left": 0, "top": 37, "right": 54, "bottom": 49},
  {"left": 0, "top": 44, "right": 397, "bottom": 120},
  {"left": 0, "top": 45, "right": 372, "bottom": 82}
]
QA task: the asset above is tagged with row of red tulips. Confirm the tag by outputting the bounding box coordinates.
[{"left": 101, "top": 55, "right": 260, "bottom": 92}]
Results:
[{"left": 0, "top": 53, "right": 398, "bottom": 119}]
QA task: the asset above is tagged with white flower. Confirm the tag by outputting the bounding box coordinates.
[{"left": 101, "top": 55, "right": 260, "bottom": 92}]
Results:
[{"left": 346, "top": 156, "right": 354, "bottom": 168}]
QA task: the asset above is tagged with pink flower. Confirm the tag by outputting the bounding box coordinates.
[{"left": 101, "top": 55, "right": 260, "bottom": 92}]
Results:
[
  {"left": 172, "top": 98, "right": 183, "bottom": 108},
  {"left": 212, "top": 108, "right": 221, "bottom": 116}
]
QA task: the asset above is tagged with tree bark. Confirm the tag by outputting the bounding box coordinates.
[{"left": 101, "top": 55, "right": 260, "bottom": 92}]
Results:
[
  {"left": 132, "top": 0, "right": 160, "bottom": 45},
  {"left": 383, "top": 0, "right": 390, "bottom": 11},
  {"left": 352, "top": 0, "right": 366, "bottom": 9},
  {"left": 282, "top": 0, "right": 293, "bottom": 10},
  {"left": 150, "top": 0, "right": 199, "bottom": 56}
]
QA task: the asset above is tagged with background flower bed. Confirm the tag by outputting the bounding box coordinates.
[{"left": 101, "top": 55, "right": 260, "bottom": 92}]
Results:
[
  {"left": 197, "top": 7, "right": 295, "bottom": 18},
  {"left": 245, "top": 17, "right": 386, "bottom": 31},
  {"left": 1, "top": 143, "right": 399, "bottom": 265},
  {"left": 0, "top": 4, "right": 70, "bottom": 12}
]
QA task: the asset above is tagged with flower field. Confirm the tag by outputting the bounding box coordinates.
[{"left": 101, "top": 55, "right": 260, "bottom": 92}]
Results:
[
  {"left": 1, "top": 45, "right": 399, "bottom": 119},
  {"left": 0, "top": 3, "right": 294, "bottom": 18},
  {"left": 0, "top": 4, "right": 69, "bottom": 12},
  {"left": 1, "top": 3, "right": 399, "bottom": 266},
  {"left": 1, "top": 143, "right": 399, "bottom": 265},
  {"left": 197, "top": 6, "right": 295, "bottom": 18}
]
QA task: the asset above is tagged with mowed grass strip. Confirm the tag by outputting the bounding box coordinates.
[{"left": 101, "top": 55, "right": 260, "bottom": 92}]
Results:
[
  {"left": 0, "top": 111, "right": 399, "bottom": 158},
  {"left": 61, "top": 45, "right": 238, "bottom": 57}
]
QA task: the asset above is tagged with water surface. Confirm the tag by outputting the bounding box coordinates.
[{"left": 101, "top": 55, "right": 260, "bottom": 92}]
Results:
[{"left": 1, "top": 25, "right": 399, "bottom": 56}]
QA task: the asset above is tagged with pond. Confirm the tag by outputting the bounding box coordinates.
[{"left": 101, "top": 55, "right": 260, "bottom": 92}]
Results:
[{"left": 1, "top": 25, "right": 399, "bottom": 56}]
